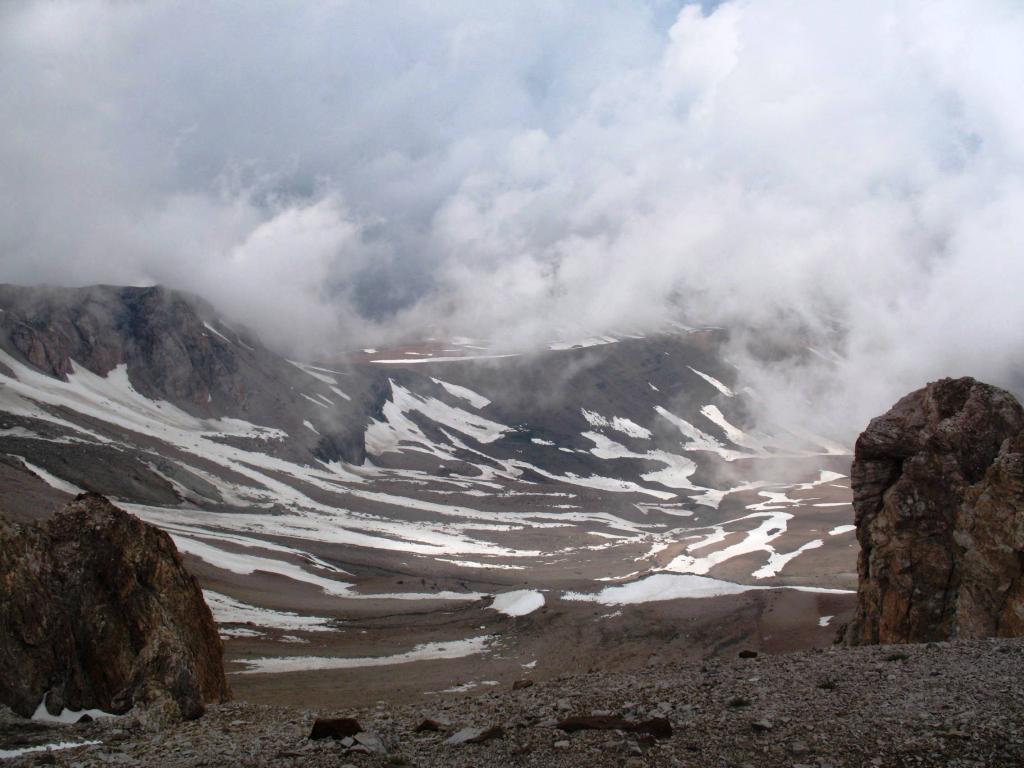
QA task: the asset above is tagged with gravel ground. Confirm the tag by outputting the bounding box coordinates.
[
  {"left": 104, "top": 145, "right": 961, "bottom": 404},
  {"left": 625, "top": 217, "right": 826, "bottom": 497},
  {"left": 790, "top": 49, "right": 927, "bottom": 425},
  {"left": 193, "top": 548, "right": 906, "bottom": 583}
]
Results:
[{"left": 3, "top": 638, "right": 1023, "bottom": 767}]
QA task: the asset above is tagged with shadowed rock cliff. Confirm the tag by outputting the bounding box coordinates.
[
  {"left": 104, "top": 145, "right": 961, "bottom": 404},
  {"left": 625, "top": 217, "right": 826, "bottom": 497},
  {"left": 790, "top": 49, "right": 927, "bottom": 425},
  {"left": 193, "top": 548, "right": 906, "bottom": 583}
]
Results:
[
  {"left": 846, "top": 377, "right": 1024, "bottom": 644},
  {"left": 0, "top": 283, "right": 371, "bottom": 466},
  {"left": 0, "top": 493, "right": 228, "bottom": 722}
]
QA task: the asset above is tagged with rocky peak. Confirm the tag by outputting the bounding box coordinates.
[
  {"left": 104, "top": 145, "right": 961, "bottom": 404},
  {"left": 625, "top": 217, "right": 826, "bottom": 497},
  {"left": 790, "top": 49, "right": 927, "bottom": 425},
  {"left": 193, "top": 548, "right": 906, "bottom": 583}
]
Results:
[
  {"left": 0, "top": 282, "right": 373, "bottom": 479},
  {"left": 0, "top": 284, "right": 254, "bottom": 411},
  {"left": 0, "top": 493, "right": 229, "bottom": 722},
  {"left": 845, "top": 377, "right": 1024, "bottom": 644}
]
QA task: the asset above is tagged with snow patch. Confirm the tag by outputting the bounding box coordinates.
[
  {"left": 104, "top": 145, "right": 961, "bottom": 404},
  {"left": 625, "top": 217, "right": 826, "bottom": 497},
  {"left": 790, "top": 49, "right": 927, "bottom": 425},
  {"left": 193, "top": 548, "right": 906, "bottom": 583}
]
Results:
[
  {"left": 370, "top": 354, "right": 517, "bottom": 364},
  {"left": 235, "top": 635, "right": 492, "bottom": 674},
  {"left": 752, "top": 538, "right": 824, "bottom": 579},
  {"left": 288, "top": 360, "right": 339, "bottom": 385},
  {"left": 203, "top": 322, "right": 233, "bottom": 345},
  {"left": 564, "top": 573, "right": 759, "bottom": 605},
  {"left": 508, "top": 459, "right": 677, "bottom": 500},
  {"left": 0, "top": 426, "right": 41, "bottom": 439},
  {"left": 431, "top": 378, "right": 491, "bottom": 409},
  {"left": 203, "top": 590, "right": 336, "bottom": 631},
  {"left": 793, "top": 470, "right": 847, "bottom": 490},
  {"left": 299, "top": 393, "right": 329, "bottom": 409},
  {"left": 366, "top": 380, "right": 510, "bottom": 454},
  {"left": 661, "top": 510, "right": 792, "bottom": 575},
  {"left": 173, "top": 533, "right": 485, "bottom": 600},
  {"left": 688, "top": 367, "right": 734, "bottom": 397},
  {"left": 435, "top": 558, "right": 526, "bottom": 570},
  {"left": 220, "top": 627, "right": 262, "bottom": 639},
  {"left": 700, "top": 405, "right": 767, "bottom": 452},
  {"left": 428, "top": 680, "right": 499, "bottom": 694},
  {"left": 9, "top": 456, "right": 84, "bottom": 495},
  {"left": 32, "top": 697, "right": 116, "bottom": 724},
  {"left": 655, "top": 406, "right": 751, "bottom": 461},
  {"left": 489, "top": 590, "right": 545, "bottom": 617},
  {"left": 582, "top": 432, "right": 699, "bottom": 491},
  {"left": 549, "top": 336, "right": 619, "bottom": 351},
  {"left": 0, "top": 741, "right": 101, "bottom": 760},
  {"left": 581, "top": 409, "right": 652, "bottom": 439}
]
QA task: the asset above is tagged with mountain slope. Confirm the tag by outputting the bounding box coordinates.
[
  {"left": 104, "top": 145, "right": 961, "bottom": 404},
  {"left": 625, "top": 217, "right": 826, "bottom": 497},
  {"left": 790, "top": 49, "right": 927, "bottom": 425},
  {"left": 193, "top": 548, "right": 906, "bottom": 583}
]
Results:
[{"left": 0, "top": 284, "right": 858, "bottom": 703}]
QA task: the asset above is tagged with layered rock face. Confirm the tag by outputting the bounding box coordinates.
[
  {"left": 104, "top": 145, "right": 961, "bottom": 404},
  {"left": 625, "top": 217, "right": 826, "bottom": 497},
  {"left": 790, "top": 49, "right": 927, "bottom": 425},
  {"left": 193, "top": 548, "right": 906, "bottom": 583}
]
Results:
[
  {"left": 846, "top": 377, "right": 1024, "bottom": 644},
  {"left": 0, "top": 493, "right": 228, "bottom": 721},
  {"left": 0, "top": 284, "right": 262, "bottom": 414},
  {"left": 0, "top": 283, "right": 370, "bottom": 465}
]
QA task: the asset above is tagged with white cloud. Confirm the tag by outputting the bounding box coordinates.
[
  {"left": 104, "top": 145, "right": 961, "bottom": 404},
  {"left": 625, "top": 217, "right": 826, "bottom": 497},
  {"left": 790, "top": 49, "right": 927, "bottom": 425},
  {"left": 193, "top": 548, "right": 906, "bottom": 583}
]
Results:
[{"left": 1, "top": 0, "right": 1022, "bottom": 434}]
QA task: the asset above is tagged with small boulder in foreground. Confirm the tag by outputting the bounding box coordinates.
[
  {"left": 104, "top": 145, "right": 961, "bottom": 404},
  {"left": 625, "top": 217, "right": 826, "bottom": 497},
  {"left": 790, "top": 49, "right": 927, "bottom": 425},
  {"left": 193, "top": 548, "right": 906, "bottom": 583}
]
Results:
[
  {"left": 446, "top": 725, "right": 505, "bottom": 745},
  {"left": 309, "top": 717, "right": 362, "bottom": 740}
]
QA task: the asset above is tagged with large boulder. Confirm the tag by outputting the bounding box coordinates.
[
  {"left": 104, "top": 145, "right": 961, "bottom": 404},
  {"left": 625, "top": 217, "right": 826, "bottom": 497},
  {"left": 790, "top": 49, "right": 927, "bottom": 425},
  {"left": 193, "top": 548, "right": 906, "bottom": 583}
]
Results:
[
  {"left": 845, "top": 377, "right": 1024, "bottom": 644},
  {"left": 0, "top": 493, "right": 229, "bottom": 721}
]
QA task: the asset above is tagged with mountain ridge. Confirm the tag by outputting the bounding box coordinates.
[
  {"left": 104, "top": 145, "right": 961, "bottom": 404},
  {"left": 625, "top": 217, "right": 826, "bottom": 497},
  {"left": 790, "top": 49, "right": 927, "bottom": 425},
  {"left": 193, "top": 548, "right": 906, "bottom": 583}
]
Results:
[{"left": 0, "top": 282, "right": 859, "bottom": 710}]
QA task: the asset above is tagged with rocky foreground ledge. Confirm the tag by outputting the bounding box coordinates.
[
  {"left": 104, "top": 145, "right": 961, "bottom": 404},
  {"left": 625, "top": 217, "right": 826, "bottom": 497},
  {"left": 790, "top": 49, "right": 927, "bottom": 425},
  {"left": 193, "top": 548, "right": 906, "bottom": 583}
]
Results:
[{"left": 3, "top": 637, "right": 1022, "bottom": 767}]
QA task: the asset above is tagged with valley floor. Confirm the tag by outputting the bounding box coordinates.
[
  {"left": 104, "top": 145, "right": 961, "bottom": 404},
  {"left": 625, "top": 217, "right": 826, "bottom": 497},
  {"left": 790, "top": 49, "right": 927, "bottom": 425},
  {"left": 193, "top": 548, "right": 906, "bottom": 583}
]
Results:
[
  {"left": 4, "top": 638, "right": 1023, "bottom": 767},
  {"left": 226, "top": 586, "right": 854, "bottom": 709}
]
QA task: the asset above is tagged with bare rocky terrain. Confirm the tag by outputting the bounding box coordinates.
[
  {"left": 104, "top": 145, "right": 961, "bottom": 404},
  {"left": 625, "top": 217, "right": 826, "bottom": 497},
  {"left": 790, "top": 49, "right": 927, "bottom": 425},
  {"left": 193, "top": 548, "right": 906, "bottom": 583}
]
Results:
[{"left": 3, "top": 637, "right": 1023, "bottom": 767}]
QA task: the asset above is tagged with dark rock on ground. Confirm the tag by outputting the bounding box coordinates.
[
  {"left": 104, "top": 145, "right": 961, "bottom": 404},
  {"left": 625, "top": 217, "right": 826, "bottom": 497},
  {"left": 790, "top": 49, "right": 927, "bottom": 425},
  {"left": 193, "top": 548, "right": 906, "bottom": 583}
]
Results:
[
  {"left": 632, "top": 717, "right": 672, "bottom": 739},
  {"left": 446, "top": 725, "right": 505, "bottom": 745},
  {"left": 557, "top": 714, "right": 633, "bottom": 732},
  {"left": 557, "top": 715, "right": 671, "bottom": 739},
  {"left": 846, "top": 377, "right": 1024, "bottom": 644},
  {"left": 0, "top": 493, "right": 229, "bottom": 723},
  {"left": 309, "top": 717, "right": 362, "bottom": 740}
]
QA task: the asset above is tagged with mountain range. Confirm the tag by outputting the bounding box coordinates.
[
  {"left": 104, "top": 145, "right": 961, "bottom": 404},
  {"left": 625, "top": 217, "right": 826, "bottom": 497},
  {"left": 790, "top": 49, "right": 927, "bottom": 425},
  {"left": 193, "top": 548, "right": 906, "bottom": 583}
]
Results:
[{"left": 0, "top": 283, "right": 858, "bottom": 706}]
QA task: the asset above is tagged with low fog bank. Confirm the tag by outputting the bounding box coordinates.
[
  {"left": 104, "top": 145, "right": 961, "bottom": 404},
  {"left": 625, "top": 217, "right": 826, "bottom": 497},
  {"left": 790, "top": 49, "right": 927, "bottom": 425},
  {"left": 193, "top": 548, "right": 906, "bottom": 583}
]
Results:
[{"left": 2, "top": 1, "right": 1022, "bottom": 441}]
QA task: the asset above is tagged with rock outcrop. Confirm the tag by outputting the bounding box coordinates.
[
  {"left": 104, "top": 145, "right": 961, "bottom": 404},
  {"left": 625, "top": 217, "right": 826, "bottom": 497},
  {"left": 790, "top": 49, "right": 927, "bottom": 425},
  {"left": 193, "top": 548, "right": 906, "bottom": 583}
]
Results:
[
  {"left": 846, "top": 377, "right": 1024, "bottom": 644},
  {"left": 0, "top": 493, "right": 228, "bottom": 722},
  {"left": 0, "top": 283, "right": 370, "bottom": 464},
  {"left": 0, "top": 284, "right": 261, "bottom": 414}
]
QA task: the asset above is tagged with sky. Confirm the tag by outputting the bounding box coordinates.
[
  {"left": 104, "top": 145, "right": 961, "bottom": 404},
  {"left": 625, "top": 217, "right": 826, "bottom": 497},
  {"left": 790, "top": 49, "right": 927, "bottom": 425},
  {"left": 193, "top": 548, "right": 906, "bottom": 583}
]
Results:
[{"left": 1, "top": 0, "right": 1022, "bottom": 437}]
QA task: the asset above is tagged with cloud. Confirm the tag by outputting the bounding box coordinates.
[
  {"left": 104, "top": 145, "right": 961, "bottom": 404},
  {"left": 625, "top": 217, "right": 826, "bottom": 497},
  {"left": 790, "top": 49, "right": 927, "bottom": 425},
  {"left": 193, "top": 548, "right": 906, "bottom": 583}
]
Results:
[{"left": 1, "top": 0, "right": 1023, "bottom": 436}]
